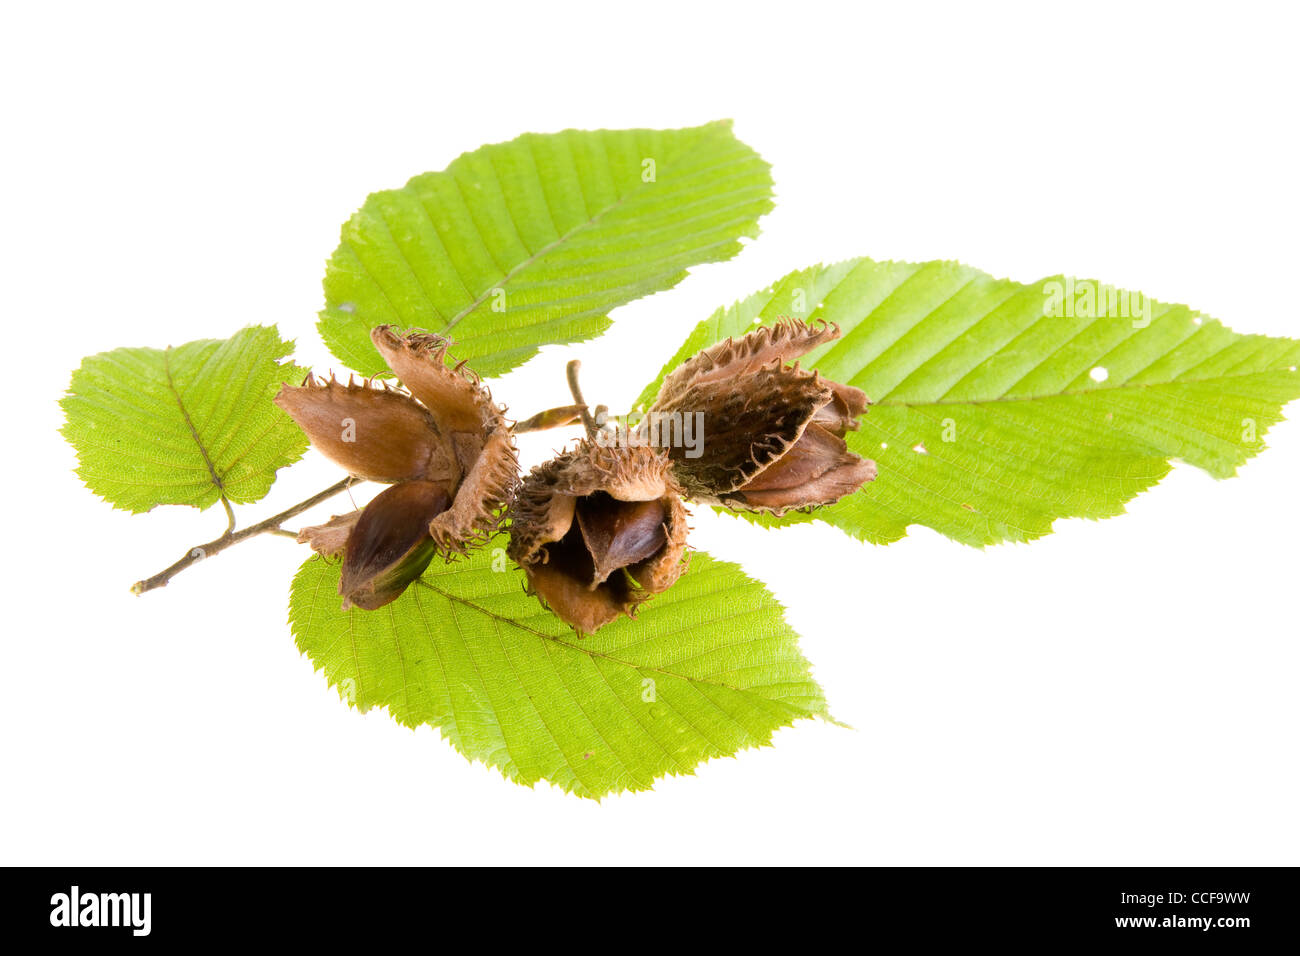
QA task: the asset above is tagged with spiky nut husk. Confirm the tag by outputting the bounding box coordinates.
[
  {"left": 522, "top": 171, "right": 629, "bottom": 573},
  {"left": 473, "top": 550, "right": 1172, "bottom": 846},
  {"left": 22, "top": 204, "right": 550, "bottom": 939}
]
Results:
[
  {"left": 279, "top": 326, "right": 519, "bottom": 610},
  {"left": 508, "top": 443, "right": 688, "bottom": 635},
  {"left": 370, "top": 326, "right": 518, "bottom": 553},
  {"left": 645, "top": 318, "right": 876, "bottom": 515},
  {"left": 274, "top": 375, "right": 459, "bottom": 485}
]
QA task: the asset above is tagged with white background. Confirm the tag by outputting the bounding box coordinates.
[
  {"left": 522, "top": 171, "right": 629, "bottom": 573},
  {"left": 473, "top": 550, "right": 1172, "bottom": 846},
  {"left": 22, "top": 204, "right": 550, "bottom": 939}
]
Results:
[{"left": 4, "top": 1, "right": 1298, "bottom": 865}]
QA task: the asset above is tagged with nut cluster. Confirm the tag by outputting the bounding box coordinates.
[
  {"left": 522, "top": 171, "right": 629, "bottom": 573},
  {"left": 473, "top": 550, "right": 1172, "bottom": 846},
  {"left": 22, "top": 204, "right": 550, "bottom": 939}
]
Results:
[{"left": 278, "top": 319, "right": 875, "bottom": 631}]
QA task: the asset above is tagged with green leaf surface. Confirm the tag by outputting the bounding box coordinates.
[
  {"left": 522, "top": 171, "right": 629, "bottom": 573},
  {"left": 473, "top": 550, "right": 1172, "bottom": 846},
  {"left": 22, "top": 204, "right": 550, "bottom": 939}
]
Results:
[
  {"left": 640, "top": 259, "right": 1300, "bottom": 546},
  {"left": 61, "top": 325, "right": 308, "bottom": 513},
  {"left": 319, "top": 121, "right": 773, "bottom": 378},
  {"left": 289, "top": 539, "right": 829, "bottom": 799}
]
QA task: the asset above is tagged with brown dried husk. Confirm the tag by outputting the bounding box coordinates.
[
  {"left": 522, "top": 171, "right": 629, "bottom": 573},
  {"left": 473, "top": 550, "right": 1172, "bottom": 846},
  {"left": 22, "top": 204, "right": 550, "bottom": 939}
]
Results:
[
  {"left": 508, "top": 442, "right": 688, "bottom": 635},
  {"left": 280, "top": 326, "right": 519, "bottom": 610},
  {"left": 646, "top": 318, "right": 876, "bottom": 514}
]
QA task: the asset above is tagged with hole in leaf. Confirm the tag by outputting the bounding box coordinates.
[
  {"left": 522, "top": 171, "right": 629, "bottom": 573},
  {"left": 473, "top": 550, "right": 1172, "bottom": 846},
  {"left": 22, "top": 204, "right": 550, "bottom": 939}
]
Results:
[{"left": 1090, "top": 366, "right": 1109, "bottom": 382}]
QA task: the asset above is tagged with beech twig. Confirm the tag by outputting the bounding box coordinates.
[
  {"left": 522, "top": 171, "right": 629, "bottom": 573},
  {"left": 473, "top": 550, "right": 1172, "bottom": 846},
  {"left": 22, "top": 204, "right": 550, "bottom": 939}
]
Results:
[
  {"left": 565, "top": 360, "right": 599, "bottom": 440},
  {"left": 512, "top": 403, "right": 585, "bottom": 434},
  {"left": 131, "top": 477, "right": 355, "bottom": 595}
]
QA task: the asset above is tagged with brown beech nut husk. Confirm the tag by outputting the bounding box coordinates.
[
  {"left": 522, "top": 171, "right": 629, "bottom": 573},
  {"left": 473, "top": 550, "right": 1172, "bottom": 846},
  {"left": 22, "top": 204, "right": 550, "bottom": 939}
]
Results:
[
  {"left": 507, "top": 442, "right": 688, "bottom": 636},
  {"left": 642, "top": 318, "right": 877, "bottom": 515},
  {"left": 274, "top": 326, "right": 518, "bottom": 610}
]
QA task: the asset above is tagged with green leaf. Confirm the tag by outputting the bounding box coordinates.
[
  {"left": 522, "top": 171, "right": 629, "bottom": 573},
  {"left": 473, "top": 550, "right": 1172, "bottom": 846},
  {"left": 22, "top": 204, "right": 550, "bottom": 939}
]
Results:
[
  {"left": 61, "top": 325, "right": 308, "bottom": 513},
  {"left": 319, "top": 121, "right": 774, "bottom": 378},
  {"left": 289, "top": 539, "right": 829, "bottom": 799},
  {"left": 640, "top": 259, "right": 1300, "bottom": 547}
]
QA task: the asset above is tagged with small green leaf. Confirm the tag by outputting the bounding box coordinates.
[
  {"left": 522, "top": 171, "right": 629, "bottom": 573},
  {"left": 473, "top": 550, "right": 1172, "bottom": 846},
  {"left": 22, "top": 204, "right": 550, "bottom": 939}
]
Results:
[
  {"left": 61, "top": 325, "right": 308, "bottom": 513},
  {"left": 641, "top": 259, "right": 1300, "bottom": 546},
  {"left": 320, "top": 121, "right": 774, "bottom": 378},
  {"left": 289, "top": 539, "right": 829, "bottom": 799}
]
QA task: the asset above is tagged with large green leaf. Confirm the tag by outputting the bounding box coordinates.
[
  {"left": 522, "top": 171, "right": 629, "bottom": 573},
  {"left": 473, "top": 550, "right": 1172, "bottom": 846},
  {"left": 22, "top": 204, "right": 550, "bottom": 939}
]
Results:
[
  {"left": 61, "top": 325, "right": 308, "bottom": 513},
  {"left": 640, "top": 259, "right": 1300, "bottom": 546},
  {"left": 289, "top": 539, "right": 829, "bottom": 799},
  {"left": 319, "top": 121, "right": 773, "bottom": 378}
]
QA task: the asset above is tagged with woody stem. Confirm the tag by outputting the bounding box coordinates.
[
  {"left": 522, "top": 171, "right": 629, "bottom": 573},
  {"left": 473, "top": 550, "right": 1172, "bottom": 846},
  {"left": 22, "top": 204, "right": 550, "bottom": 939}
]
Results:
[
  {"left": 130, "top": 477, "right": 357, "bottom": 596},
  {"left": 511, "top": 403, "right": 585, "bottom": 434},
  {"left": 565, "top": 359, "right": 599, "bottom": 440}
]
